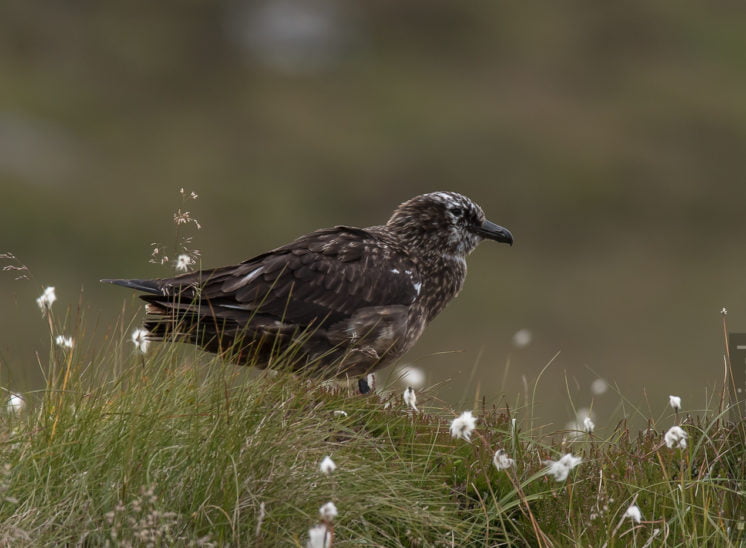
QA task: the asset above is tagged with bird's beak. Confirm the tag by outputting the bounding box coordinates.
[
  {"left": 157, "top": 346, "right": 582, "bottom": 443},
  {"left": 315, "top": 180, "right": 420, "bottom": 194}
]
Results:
[{"left": 477, "top": 220, "right": 513, "bottom": 245}]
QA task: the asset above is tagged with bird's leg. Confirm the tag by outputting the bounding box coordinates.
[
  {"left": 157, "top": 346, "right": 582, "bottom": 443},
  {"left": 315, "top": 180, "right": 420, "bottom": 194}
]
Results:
[{"left": 358, "top": 377, "right": 371, "bottom": 394}]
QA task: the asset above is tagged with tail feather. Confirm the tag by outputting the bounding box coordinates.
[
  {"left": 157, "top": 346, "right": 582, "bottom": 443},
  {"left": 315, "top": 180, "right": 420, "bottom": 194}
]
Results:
[{"left": 101, "top": 278, "right": 163, "bottom": 294}]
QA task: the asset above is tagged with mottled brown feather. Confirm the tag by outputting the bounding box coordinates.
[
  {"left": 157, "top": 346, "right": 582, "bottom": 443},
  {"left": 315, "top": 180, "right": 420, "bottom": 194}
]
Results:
[{"left": 103, "top": 192, "right": 512, "bottom": 378}]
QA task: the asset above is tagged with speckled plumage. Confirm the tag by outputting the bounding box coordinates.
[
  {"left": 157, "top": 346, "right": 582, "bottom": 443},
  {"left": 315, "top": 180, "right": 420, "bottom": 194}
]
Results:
[{"left": 103, "top": 192, "right": 513, "bottom": 378}]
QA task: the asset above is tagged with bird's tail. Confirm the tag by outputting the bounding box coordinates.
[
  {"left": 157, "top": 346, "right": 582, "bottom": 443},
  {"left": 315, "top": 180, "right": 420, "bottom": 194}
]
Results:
[
  {"left": 100, "top": 278, "right": 163, "bottom": 294},
  {"left": 142, "top": 299, "right": 255, "bottom": 362},
  {"left": 140, "top": 299, "right": 207, "bottom": 340}
]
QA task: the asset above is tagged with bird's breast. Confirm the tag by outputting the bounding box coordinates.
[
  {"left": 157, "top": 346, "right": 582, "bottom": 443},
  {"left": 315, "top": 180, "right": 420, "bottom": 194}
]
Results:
[{"left": 410, "top": 257, "right": 467, "bottom": 324}]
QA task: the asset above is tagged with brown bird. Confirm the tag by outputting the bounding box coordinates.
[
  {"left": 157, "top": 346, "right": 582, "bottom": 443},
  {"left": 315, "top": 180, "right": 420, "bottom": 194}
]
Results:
[{"left": 103, "top": 192, "right": 512, "bottom": 390}]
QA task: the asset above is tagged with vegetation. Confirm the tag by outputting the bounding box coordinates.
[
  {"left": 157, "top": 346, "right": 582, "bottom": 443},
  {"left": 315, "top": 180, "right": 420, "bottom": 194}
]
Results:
[
  {"left": 0, "top": 305, "right": 743, "bottom": 546},
  {"left": 3, "top": 5, "right": 745, "bottom": 544},
  {"left": 4, "top": 3, "right": 746, "bottom": 417}
]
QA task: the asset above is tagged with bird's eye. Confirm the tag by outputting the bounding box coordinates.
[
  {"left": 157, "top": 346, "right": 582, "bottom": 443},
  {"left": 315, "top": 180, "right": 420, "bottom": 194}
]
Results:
[{"left": 450, "top": 207, "right": 463, "bottom": 217}]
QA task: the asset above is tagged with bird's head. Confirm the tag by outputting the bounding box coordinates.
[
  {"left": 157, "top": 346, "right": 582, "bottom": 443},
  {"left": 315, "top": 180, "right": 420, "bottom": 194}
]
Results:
[{"left": 386, "top": 191, "right": 513, "bottom": 258}]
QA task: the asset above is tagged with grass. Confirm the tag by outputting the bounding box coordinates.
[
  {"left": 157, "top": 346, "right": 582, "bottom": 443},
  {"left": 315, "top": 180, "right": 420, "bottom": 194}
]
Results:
[{"left": 0, "top": 305, "right": 743, "bottom": 547}]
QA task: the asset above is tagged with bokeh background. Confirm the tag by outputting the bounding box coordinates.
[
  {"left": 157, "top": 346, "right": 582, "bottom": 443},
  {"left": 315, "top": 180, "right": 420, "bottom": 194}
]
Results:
[{"left": 2, "top": 2, "right": 745, "bottom": 427}]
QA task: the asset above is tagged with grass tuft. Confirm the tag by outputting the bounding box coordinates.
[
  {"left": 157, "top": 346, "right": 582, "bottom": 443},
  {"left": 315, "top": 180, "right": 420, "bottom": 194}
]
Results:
[{"left": 0, "top": 308, "right": 744, "bottom": 546}]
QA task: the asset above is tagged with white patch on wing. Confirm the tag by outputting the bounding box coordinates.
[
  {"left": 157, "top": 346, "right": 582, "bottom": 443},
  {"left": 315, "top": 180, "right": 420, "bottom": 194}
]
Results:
[
  {"left": 413, "top": 282, "right": 422, "bottom": 295},
  {"left": 391, "top": 268, "right": 400, "bottom": 274},
  {"left": 242, "top": 266, "right": 264, "bottom": 283}
]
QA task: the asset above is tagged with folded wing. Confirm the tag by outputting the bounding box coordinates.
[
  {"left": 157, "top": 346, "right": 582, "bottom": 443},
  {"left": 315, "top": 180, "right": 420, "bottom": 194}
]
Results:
[{"left": 110, "top": 226, "right": 421, "bottom": 373}]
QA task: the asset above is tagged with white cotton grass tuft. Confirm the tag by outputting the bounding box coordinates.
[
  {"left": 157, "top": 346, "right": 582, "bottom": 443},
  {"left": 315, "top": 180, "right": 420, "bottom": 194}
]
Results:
[
  {"left": 36, "top": 286, "right": 56, "bottom": 315},
  {"left": 175, "top": 254, "right": 194, "bottom": 273},
  {"left": 393, "top": 365, "right": 425, "bottom": 388},
  {"left": 512, "top": 328, "right": 532, "bottom": 348},
  {"left": 590, "top": 378, "right": 608, "bottom": 396},
  {"left": 492, "top": 449, "right": 515, "bottom": 471},
  {"left": 307, "top": 524, "right": 331, "bottom": 548},
  {"left": 450, "top": 411, "right": 477, "bottom": 441},
  {"left": 565, "top": 408, "right": 594, "bottom": 438},
  {"left": 544, "top": 453, "right": 582, "bottom": 482},
  {"left": 130, "top": 328, "right": 150, "bottom": 354},
  {"left": 55, "top": 335, "right": 74, "bottom": 349},
  {"left": 7, "top": 393, "right": 24, "bottom": 413},
  {"left": 319, "top": 501, "right": 338, "bottom": 522},
  {"left": 669, "top": 395, "right": 682, "bottom": 411},
  {"left": 403, "top": 387, "right": 417, "bottom": 411},
  {"left": 664, "top": 425, "right": 688, "bottom": 449},
  {"left": 624, "top": 504, "right": 643, "bottom": 523},
  {"left": 319, "top": 456, "right": 336, "bottom": 475}
]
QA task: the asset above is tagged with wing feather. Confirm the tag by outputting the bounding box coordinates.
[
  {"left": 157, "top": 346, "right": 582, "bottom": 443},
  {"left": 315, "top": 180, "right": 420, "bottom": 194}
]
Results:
[{"left": 146, "top": 226, "right": 418, "bottom": 329}]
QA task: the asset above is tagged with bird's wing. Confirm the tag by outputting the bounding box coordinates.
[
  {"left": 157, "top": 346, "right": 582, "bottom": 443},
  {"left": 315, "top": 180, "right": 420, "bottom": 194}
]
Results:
[{"left": 147, "top": 226, "right": 420, "bottom": 327}]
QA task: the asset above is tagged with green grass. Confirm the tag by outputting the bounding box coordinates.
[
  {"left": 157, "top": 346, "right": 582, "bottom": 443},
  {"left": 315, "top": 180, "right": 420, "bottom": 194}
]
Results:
[{"left": 0, "top": 309, "right": 743, "bottom": 546}]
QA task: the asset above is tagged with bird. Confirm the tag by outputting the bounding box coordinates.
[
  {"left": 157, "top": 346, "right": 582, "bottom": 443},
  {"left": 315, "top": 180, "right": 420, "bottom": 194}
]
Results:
[{"left": 102, "top": 191, "right": 513, "bottom": 389}]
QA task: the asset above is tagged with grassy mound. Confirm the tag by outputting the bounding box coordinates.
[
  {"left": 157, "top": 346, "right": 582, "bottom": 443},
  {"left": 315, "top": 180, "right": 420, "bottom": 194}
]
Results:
[{"left": 0, "top": 317, "right": 743, "bottom": 546}]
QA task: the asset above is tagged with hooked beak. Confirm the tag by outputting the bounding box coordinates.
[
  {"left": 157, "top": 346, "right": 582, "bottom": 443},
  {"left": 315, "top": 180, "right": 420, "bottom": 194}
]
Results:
[{"left": 477, "top": 220, "right": 513, "bottom": 245}]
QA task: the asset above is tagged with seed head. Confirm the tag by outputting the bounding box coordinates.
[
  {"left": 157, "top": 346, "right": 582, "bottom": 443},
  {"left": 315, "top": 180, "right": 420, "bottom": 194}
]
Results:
[
  {"left": 179, "top": 187, "right": 198, "bottom": 200},
  {"left": 590, "top": 378, "right": 608, "bottom": 395},
  {"left": 55, "top": 335, "right": 74, "bottom": 349},
  {"left": 307, "top": 524, "right": 330, "bottom": 548},
  {"left": 664, "top": 425, "right": 688, "bottom": 449},
  {"left": 512, "top": 328, "right": 532, "bottom": 348},
  {"left": 669, "top": 395, "right": 681, "bottom": 411},
  {"left": 319, "top": 501, "right": 337, "bottom": 522},
  {"left": 450, "top": 411, "right": 477, "bottom": 441},
  {"left": 403, "top": 387, "right": 417, "bottom": 411},
  {"left": 394, "top": 365, "right": 425, "bottom": 388},
  {"left": 544, "top": 453, "right": 582, "bottom": 482},
  {"left": 131, "top": 328, "right": 150, "bottom": 354},
  {"left": 624, "top": 504, "right": 642, "bottom": 523},
  {"left": 36, "top": 286, "right": 56, "bottom": 315},
  {"left": 492, "top": 449, "right": 515, "bottom": 471},
  {"left": 7, "top": 394, "right": 24, "bottom": 413},
  {"left": 319, "top": 456, "right": 336, "bottom": 475},
  {"left": 175, "top": 254, "right": 194, "bottom": 273}
]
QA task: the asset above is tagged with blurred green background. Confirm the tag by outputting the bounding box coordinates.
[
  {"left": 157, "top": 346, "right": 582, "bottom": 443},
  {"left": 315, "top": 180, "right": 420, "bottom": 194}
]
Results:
[{"left": 2, "top": 2, "right": 745, "bottom": 425}]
